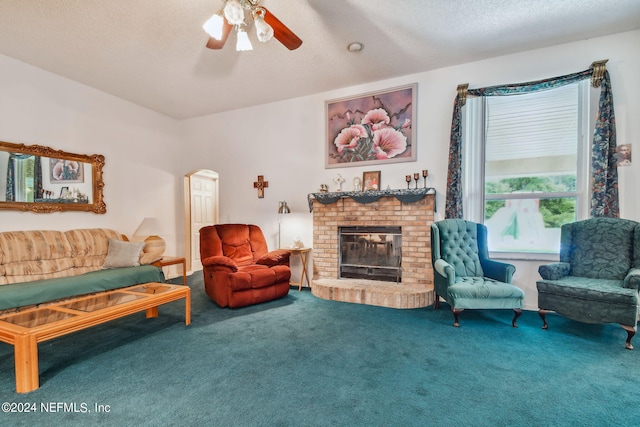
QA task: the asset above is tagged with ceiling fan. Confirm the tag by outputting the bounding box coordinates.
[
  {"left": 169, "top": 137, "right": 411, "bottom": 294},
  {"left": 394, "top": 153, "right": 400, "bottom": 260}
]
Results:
[{"left": 203, "top": 0, "right": 302, "bottom": 51}]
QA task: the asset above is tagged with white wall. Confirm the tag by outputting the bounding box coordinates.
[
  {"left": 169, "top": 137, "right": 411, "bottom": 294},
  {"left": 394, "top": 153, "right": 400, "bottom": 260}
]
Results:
[
  {"left": 0, "top": 54, "right": 184, "bottom": 260},
  {"left": 182, "top": 30, "right": 640, "bottom": 309}
]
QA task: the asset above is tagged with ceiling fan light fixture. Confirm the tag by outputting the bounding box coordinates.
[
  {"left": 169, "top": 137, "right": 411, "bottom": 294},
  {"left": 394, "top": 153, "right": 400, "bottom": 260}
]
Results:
[
  {"left": 203, "top": 12, "right": 225, "bottom": 40},
  {"left": 224, "top": 0, "right": 245, "bottom": 25},
  {"left": 204, "top": 0, "right": 302, "bottom": 52},
  {"left": 253, "top": 14, "right": 274, "bottom": 42},
  {"left": 236, "top": 27, "right": 253, "bottom": 51}
]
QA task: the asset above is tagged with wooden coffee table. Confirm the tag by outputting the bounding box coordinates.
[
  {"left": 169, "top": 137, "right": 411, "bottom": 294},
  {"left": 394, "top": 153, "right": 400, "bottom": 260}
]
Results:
[{"left": 0, "top": 283, "right": 190, "bottom": 393}]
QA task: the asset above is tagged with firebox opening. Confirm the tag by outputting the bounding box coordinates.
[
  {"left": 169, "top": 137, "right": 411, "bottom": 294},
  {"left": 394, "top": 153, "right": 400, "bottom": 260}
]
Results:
[{"left": 339, "top": 226, "right": 402, "bottom": 282}]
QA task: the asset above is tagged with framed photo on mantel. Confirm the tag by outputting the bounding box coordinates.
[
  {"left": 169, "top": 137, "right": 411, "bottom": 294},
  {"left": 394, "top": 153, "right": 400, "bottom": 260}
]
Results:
[
  {"left": 362, "top": 171, "right": 381, "bottom": 191},
  {"left": 325, "top": 83, "right": 417, "bottom": 169}
]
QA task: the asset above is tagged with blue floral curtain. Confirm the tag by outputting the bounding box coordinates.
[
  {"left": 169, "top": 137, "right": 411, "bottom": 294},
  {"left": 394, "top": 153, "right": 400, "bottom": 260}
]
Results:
[
  {"left": 445, "top": 65, "right": 618, "bottom": 219},
  {"left": 5, "top": 153, "right": 42, "bottom": 202},
  {"left": 5, "top": 153, "right": 27, "bottom": 201},
  {"left": 591, "top": 72, "right": 618, "bottom": 217},
  {"left": 33, "top": 156, "right": 43, "bottom": 200},
  {"left": 445, "top": 94, "right": 464, "bottom": 217}
]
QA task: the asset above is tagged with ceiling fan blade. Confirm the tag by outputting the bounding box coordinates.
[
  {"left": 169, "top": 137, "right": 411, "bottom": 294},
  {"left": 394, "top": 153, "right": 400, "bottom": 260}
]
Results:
[
  {"left": 205, "top": 19, "right": 233, "bottom": 50},
  {"left": 263, "top": 8, "right": 302, "bottom": 50}
]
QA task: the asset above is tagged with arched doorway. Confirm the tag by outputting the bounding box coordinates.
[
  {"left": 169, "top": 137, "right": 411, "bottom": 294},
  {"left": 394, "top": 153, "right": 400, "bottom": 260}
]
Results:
[{"left": 183, "top": 169, "right": 219, "bottom": 274}]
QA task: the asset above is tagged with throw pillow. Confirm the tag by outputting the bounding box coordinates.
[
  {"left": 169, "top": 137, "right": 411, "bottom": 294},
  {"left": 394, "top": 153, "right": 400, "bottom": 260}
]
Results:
[{"left": 103, "top": 239, "right": 145, "bottom": 268}]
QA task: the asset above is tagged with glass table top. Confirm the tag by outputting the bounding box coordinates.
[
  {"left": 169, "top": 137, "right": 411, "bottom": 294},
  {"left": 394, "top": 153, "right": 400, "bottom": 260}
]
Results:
[{"left": 0, "top": 284, "right": 180, "bottom": 328}]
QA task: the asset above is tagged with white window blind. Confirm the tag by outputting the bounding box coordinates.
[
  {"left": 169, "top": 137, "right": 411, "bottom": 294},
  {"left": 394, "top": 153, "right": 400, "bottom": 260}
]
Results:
[{"left": 485, "top": 84, "right": 579, "bottom": 177}]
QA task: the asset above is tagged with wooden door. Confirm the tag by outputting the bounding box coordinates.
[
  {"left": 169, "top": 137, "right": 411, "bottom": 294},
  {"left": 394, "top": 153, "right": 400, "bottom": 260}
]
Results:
[{"left": 184, "top": 170, "right": 218, "bottom": 273}]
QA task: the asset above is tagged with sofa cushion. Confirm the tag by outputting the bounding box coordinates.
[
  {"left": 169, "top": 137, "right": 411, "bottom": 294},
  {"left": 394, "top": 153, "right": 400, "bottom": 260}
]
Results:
[
  {"left": 450, "top": 277, "right": 524, "bottom": 300},
  {"left": 0, "top": 265, "right": 165, "bottom": 311},
  {"left": 1, "top": 258, "right": 77, "bottom": 284},
  {"left": 228, "top": 264, "right": 291, "bottom": 291},
  {"left": 0, "top": 230, "right": 76, "bottom": 284},
  {"left": 537, "top": 276, "right": 637, "bottom": 306},
  {"left": 140, "top": 252, "right": 163, "bottom": 265},
  {"left": 103, "top": 239, "right": 145, "bottom": 268},
  {"left": 236, "top": 265, "right": 274, "bottom": 288},
  {"left": 0, "top": 230, "right": 72, "bottom": 264},
  {"left": 65, "top": 228, "right": 123, "bottom": 268}
]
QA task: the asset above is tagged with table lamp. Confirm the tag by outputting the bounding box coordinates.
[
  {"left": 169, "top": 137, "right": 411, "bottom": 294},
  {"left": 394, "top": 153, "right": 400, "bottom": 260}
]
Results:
[{"left": 133, "top": 217, "right": 166, "bottom": 257}]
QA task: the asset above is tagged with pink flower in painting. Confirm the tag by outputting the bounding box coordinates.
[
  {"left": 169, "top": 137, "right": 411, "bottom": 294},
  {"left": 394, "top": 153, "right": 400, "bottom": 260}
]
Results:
[
  {"left": 401, "top": 118, "right": 411, "bottom": 129},
  {"left": 362, "top": 108, "right": 391, "bottom": 130},
  {"left": 372, "top": 128, "right": 407, "bottom": 159},
  {"left": 334, "top": 125, "right": 368, "bottom": 153}
]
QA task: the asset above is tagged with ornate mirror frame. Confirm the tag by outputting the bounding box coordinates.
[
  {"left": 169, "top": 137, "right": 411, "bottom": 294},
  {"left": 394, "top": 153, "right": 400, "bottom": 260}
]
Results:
[{"left": 0, "top": 140, "right": 106, "bottom": 214}]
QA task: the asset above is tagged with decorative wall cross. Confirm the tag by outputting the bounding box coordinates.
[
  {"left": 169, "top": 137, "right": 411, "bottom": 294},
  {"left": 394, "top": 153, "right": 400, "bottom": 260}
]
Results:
[{"left": 253, "top": 175, "right": 269, "bottom": 198}]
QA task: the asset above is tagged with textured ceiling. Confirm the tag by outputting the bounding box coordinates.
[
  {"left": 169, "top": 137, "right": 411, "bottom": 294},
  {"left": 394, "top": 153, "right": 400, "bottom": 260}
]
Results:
[{"left": 0, "top": 0, "right": 639, "bottom": 119}]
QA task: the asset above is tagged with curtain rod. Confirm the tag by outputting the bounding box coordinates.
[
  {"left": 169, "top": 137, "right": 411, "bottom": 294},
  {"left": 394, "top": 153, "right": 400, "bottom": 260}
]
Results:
[
  {"left": 590, "top": 59, "right": 608, "bottom": 88},
  {"left": 456, "top": 59, "right": 609, "bottom": 106}
]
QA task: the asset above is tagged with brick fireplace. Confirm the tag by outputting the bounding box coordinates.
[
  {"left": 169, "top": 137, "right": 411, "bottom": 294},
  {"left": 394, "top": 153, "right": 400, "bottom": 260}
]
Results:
[{"left": 310, "top": 191, "right": 435, "bottom": 309}]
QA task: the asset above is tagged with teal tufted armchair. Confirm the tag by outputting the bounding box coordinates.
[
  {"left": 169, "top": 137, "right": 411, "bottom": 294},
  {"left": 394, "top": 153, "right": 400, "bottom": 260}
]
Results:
[
  {"left": 431, "top": 219, "right": 525, "bottom": 327},
  {"left": 537, "top": 217, "right": 640, "bottom": 349}
]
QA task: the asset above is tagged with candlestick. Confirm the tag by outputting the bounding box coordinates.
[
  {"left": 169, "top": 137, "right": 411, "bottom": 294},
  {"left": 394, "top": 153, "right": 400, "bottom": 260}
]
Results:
[
  {"left": 405, "top": 175, "right": 411, "bottom": 189},
  {"left": 413, "top": 173, "right": 419, "bottom": 189},
  {"left": 422, "top": 169, "right": 428, "bottom": 188}
]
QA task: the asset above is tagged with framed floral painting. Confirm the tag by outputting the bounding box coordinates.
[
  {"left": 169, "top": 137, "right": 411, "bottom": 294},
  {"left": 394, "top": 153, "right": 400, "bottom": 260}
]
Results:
[
  {"left": 49, "top": 158, "right": 84, "bottom": 183},
  {"left": 325, "top": 84, "right": 417, "bottom": 168}
]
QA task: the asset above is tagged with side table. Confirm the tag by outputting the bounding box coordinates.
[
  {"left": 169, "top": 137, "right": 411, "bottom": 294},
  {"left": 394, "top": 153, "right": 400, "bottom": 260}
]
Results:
[
  {"left": 283, "top": 248, "right": 311, "bottom": 291},
  {"left": 152, "top": 256, "right": 187, "bottom": 286}
]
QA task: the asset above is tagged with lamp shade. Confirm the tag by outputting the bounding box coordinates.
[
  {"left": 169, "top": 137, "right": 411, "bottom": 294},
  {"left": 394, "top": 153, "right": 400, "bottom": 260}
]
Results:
[
  {"left": 203, "top": 12, "right": 225, "bottom": 40},
  {"left": 278, "top": 201, "right": 290, "bottom": 214},
  {"left": 134, "top": 217, "right": 166, "bottom": 256},
  {"left": 236, "top": 28, "right": 253, "bottom": 51},
  {"left": 134, "top": 217, "right": 163, "bottom": 237}
]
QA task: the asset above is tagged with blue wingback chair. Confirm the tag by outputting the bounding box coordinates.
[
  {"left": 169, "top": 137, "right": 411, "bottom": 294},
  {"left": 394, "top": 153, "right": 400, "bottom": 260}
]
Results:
[
  {"left": 537, "top": 217, "right": 640, "bottom": 349},
  {"left": 430, "top": 219, "right": 525, "bottom": 327}
]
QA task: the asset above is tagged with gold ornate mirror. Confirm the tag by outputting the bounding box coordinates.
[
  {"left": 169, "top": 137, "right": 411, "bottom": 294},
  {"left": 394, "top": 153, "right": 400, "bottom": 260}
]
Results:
[{"left": 0, "top": 140, "right": 106, "bottom": 214}]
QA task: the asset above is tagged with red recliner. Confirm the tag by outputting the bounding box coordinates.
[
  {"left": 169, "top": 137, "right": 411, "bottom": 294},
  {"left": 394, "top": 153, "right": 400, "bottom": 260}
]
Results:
[{"left": 199, "top": 224, "right": 291, "bottom": 308}]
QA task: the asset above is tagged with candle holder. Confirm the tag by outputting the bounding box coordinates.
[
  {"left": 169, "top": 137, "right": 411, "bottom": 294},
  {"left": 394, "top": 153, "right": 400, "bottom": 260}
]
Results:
[
  {"left": 413, "top": 173, "right": 419, "bottom": 189},
  {"left": 405, "top": 175, "right": 412, "bottom": 189},
  {"left": 422, "top": 169, "right": 428, "bottom": 188}
]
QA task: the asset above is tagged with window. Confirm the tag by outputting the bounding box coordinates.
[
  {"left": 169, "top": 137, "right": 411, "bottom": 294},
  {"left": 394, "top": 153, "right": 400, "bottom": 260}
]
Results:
[
  {"left": 13, "top": 155, "right": 35, "bottom": 202},
  {"left": 463, "top": 80, "right": 596, "bottom": 256}
]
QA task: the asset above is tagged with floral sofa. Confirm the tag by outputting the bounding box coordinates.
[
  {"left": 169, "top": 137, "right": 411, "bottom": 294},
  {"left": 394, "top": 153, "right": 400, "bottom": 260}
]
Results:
[{"left": 0, "top": 228, "right": 164, "bottom": 311}]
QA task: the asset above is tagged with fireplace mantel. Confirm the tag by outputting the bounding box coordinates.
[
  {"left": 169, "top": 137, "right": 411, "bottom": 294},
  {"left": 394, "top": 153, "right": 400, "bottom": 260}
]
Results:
[{"left": 307, "top": 187, "right": 435, "bottom": 212}]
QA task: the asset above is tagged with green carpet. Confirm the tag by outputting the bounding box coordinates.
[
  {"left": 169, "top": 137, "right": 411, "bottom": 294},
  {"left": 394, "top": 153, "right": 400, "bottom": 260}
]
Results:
[{"left": 1, "top": 274, "right": 639, "bottom": 426}]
